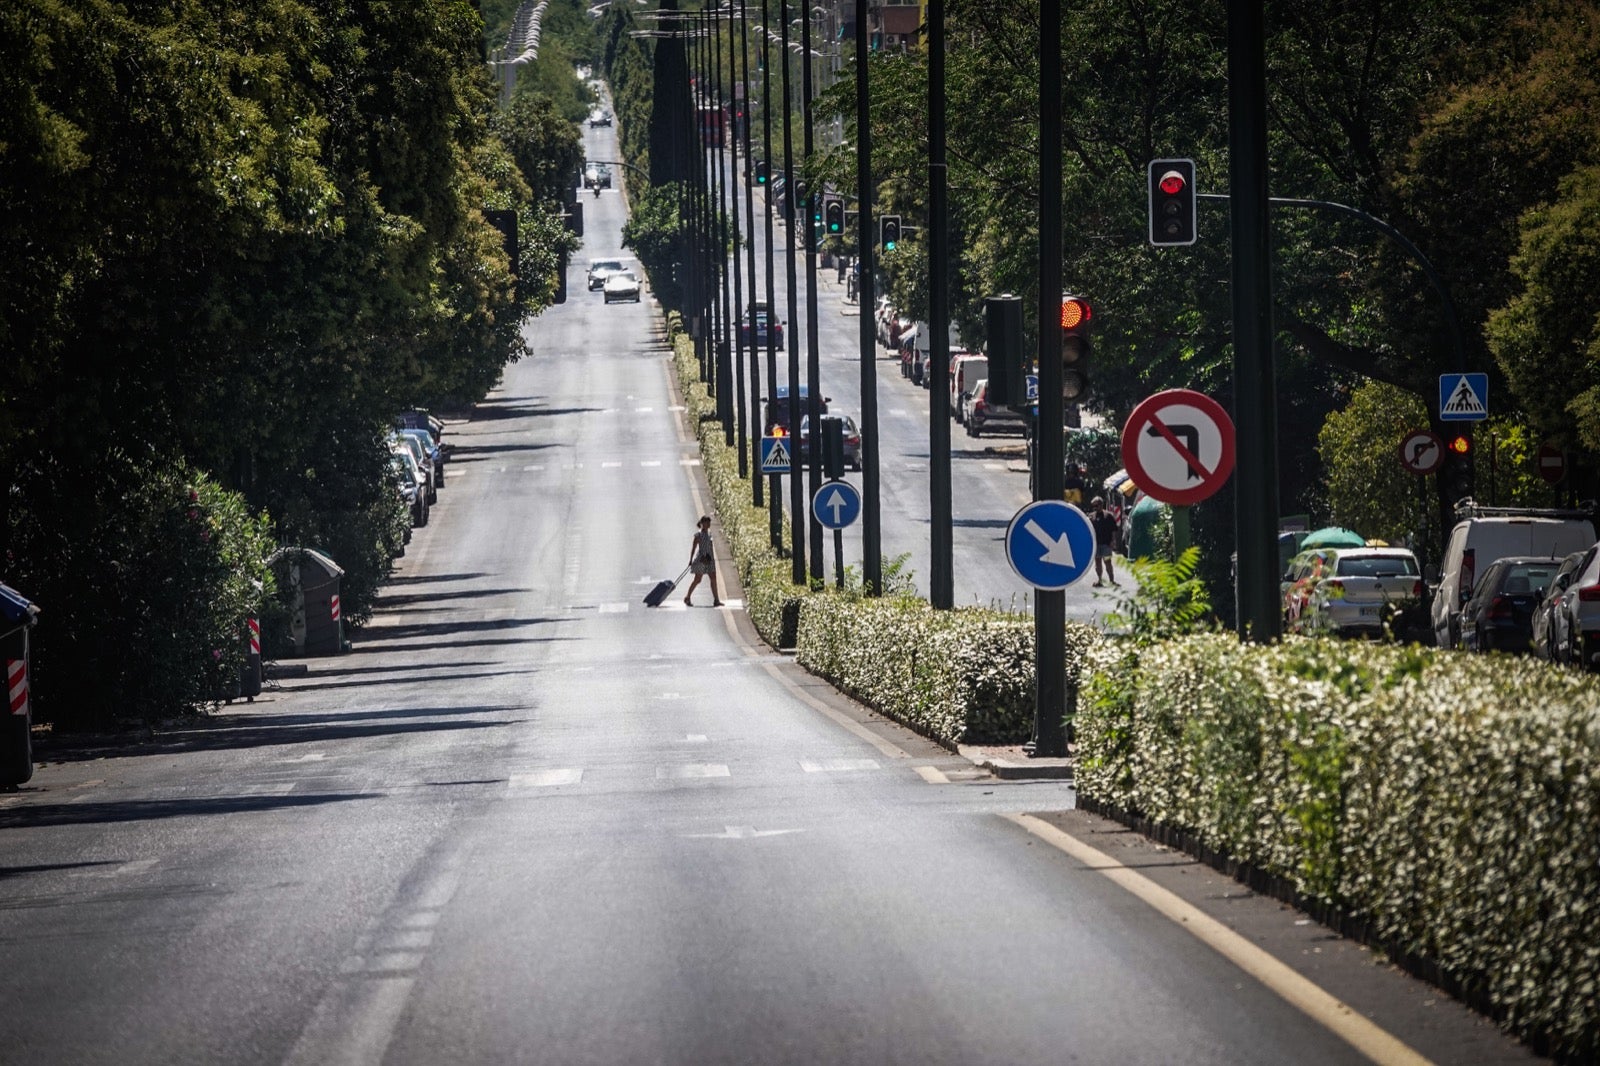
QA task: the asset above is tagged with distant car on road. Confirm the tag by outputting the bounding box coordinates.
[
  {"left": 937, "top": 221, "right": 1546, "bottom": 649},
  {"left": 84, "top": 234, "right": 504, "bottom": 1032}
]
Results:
[
  {"left": 763, "top": 385, "right": 828, "bottom": 437},
  {"left": 588, "top": 109, "right": 612, "bottom": 127},
  {"left": 603, "top": 270, "right": 642, "bottom": 303},
  {"left": 797, "top": 413, "right": 862, "bottom": 471},
  {"left": 738, "top": 301, "right": 784, "bottom": 347},
  {"left": 587, "top": 258, "right": 626, "bottom": 290},
  {"left": 963, "top": 380, "right": 1028, "bottom": 438}
]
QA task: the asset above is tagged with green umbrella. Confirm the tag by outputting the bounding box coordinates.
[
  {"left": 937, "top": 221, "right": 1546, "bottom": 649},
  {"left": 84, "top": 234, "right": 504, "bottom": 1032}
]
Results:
[{"left": 1298, "top": 526, "right": 1366, "bottom": 550}]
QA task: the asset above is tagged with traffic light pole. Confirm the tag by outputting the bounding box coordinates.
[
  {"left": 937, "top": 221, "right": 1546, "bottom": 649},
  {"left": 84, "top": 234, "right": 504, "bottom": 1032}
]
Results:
[
  {"left": 927, "top": 0, "right": 953, "bottom": 611},
  {"left": 761, "top": 1, "right": 782, "bottom": 548},
  {"left": 1226, "top": 0, "right": 1281, "bottom": 642},
  {"left": 780, "top": 0, "right": 806, "bottom": 584},
  {"left": 855, "top": 0, "right": 883, "bottom": 594},
  {"left": 802, "top": 0, "right": 824, "bottom": 584},
  {"left": 739, "top": 0, "right": 762, "bottom": 508},
  {"left": 1031, "top": 0, "right": 1067, "bottom": 758}
]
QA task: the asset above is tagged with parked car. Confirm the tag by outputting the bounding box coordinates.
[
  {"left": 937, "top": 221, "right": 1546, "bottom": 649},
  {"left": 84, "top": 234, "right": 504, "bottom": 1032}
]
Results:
[
  {"left": 397, "top": 428, "right": 444, "bottom": 492},
  {"left": 603, "top": 270, "right": 642, "bottom": 303},
  {"left": 1543, "top": 543, "right": 1600, "bottom": 669},
  {"left": 392, "top": 433, "right": 437, "bottom": 505},
  {"left": 1459, "top": 556, "right": 1563, "bottom": 653},
  {"left": 950, "top": 353, "right": 988, "bottom": 422},
  {"left": 738, "top": 301, "right": 784, "bottom": 347},
  {"left": 964, "top": 380, "right": 1029, "bottom": 438},
  {"left": 391, "top": 449, "right": 429, "bottom": 527},
  {"left": 1283, "top": 546, "right": 1423, "bottom": 638},
  {"left": 1430, "top": 504, "right": 1596, "bottom": 649},
  {"left": 1533, "top": 548, "right": 1595, "bottom": 663},
  {"left": 763, "top": 385, "right": 828, "bottom": 436},
  {"left": 797, "top": 414, "right": 863, "bottom": 471},
  {"left": 588, "top": 109, "right": 612, "bottom": 127},
  {"left": 587, "top": 258, "right": 626, "bottom": 290}
]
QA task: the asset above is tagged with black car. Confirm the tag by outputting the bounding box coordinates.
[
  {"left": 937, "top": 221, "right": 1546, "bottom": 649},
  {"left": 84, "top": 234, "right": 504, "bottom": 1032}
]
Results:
[
  {"left": 762, "top": 385, "right": 829, "bottom": 436},
  {"left": 1458, "top": 556, "right": 1563, "bottom": 653}
]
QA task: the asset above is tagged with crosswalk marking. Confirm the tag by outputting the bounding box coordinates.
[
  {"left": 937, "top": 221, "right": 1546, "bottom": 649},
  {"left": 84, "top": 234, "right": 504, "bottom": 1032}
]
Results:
[
  {"left": 800, "top": 758, "right": 881, "bottom": 773},
  {"left": 658, "top": 764, "right": 730, "bottom": 780},
  {"left": 599, "top": 602, "right": 629, "bottom": 613},
  {"left": 510, "top": 769, "right": 584, "bottom": 788},
  {"left": 523, "top": 464, "right": 544, "bottom": 471},
  {"left": 641, "top": 460, "right": 662, "bottom": 467}
]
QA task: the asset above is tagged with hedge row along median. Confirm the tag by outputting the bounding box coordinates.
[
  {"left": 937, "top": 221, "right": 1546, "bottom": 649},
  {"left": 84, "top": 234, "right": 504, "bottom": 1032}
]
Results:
[{"left": 1076, "top": 633, "right": 1600, "bottom": 1059}]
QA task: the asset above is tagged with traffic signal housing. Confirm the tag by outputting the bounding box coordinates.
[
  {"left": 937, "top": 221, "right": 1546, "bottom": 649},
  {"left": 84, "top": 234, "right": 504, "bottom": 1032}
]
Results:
[
  {"left": 880, "top": 215, "right": 901, "bottom": 251},
  {"left": 754, "top": 160, "right": 769, "bottom": 185},
  {"left": 1148, "top": 158, "right": 1197, "bottom": 246},
  {"left": 1440, "top": 430, "right": 1474, "bottom": 503},
  {"left": 824, "top": 198, "right": 844, "bottom": 236},
  {"left": 1060, "top": 294, "right": 1092, "bottom": 402},
  {"left": 983, "top": 294, "right": 1026, "bottom": 408}
]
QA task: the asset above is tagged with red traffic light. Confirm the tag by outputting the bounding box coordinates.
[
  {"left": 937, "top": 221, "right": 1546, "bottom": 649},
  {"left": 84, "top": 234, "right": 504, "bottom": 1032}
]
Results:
[
  {"left": 1159, "top": 170, "right": 1187, "bottom": 196},
  {"left": 1060, "top": 296, "right": 1092, "bottom": 331},
  {"left": 1447, "top": 434, "right": 1471, "bottom": 455}
]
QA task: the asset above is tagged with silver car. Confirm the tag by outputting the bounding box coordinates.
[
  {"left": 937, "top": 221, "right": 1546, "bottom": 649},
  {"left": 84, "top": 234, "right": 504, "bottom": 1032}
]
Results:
[{"left": 603, "top": 270, "right": 641, "bottom": 303}]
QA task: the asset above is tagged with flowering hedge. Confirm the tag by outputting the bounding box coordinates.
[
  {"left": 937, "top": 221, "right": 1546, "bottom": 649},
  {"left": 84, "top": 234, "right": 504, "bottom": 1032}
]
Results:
[{"left": 1075, "top": 633, "right": 1600, "bottom": 1058}]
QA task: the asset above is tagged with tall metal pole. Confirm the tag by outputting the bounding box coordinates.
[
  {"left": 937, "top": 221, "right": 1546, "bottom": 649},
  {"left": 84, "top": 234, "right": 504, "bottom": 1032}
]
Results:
[
  {"left": 781, "top": 0, "right": 807, "bottom": 582},
  {"left": 762, "top": 12, "right": 783, "bottom": 548},
  {"left": 854, "top": 0, "right": 882, "bottom": 594},
  {"left": 1032, "top": 0, "right": 1067, "bottom": 758},
  {"left": 714, "top": 7, "right": 735, "bottom": 444},
  {"left": 927, "top": 0, "right": 952, "bottom": 610},
  {"left": 1227, "top": 0, "right": 1281, "bottom": 641},
  {"left": 694, "top": 13, "right": 712, "bottom": 386},
  {"left": 740, "top": 0, "right": 763, "bottom": 506},
  {"left": 726, "top": 4, "right": 749, "bottom": 476},
  {"left": 801, "top": 2, "right": 824, "bottom": 583}
]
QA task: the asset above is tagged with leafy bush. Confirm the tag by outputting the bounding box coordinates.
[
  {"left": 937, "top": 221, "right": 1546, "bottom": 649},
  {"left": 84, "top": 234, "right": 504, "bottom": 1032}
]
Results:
[
  {"left": 4, "top": 451, "right": 275, "bottom": 729},
  {"left": 1076, "top": 634, "right": 1600, "bottom": 1057}
]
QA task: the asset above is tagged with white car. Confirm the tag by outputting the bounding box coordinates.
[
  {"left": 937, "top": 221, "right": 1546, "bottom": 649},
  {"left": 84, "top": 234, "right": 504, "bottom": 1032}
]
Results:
[
  {"left": 603, "top": 270, "right": 641, "bottom": 303},
  {"left": 1547, "top": 543, "right": 1600, "bottom": 668},
  {"left": 587, "top": 258, "right": 625, "bottom": 291}
]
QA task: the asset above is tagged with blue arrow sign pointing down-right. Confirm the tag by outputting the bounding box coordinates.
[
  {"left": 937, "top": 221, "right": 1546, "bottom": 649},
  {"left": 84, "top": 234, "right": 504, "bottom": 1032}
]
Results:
[{"left": 1005, "top": 500, "right": 1096, "bottom": 590}]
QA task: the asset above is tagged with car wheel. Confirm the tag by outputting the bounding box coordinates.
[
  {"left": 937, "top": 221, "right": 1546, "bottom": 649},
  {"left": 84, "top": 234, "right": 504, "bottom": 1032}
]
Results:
[{"left": 970, "top": 425, "right": 981, "bottom": 438}]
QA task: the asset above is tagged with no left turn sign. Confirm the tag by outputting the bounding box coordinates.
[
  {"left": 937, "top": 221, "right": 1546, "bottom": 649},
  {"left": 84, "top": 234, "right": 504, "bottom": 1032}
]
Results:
[
  {"left": 1120, "top": 389, "right": 1236, "bottom": 507},
  {"left": 1397, "top": 429, "right": 1444, "bottom": 476}
]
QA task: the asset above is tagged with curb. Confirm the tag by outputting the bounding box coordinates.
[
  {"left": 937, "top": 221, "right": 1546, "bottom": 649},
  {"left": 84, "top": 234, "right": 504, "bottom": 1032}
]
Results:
[{"left": 957, "top": 745, "right": 1074, "bottom": 781}]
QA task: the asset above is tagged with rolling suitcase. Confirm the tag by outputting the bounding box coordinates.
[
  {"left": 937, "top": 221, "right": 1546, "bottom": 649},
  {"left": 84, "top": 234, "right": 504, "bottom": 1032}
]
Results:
[{"left": 643, "top": 566, "right": 691, "bottom": 607}]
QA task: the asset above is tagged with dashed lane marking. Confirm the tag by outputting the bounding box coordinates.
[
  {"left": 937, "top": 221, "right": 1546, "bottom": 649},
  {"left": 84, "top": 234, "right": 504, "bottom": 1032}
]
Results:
[
  {"left": 657, "top": 764, "right": 731, "bottom": 780},
  {"left": 509, "top": 769, "right": 584, "bottom": 788},
  {"left": 800, "top": 759, "right": 881, "bottom": 773}
]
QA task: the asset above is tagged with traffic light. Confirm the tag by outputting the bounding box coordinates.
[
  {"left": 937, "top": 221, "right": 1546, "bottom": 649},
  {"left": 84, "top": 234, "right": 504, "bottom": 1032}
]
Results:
[
  {"left": 824, "top": 198, "right": 844, "bottom": 236},
  {"left": 880, "top": 215, "right": 902, "bottom": 251},
  {"left": 1060, "top": 294, "right": 1092, "bottom": 401},
  {"left": 1148, "top": 158, "right": 1197, "bottom": 246},
  {"left": 754, "top": 160, "right": 769, "bottom": 185},
  {"left": 984, "top": 294, "right": 1026, "bottom": 408},
  {"left": 1441, "top": 430, "right": 1475, "bottom": 502}
]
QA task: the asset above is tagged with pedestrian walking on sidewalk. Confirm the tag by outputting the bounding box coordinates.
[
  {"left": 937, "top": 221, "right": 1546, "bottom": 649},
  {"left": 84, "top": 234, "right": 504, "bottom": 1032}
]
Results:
[
  {"left": 683, "top": 516, "right": 722, "bottom": 607},
  {"left": 1089, "top": 497, "right": 1119, "bottom": 587}
]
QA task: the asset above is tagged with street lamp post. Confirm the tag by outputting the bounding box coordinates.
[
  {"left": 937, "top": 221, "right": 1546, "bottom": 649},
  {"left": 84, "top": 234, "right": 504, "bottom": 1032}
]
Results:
[
  {"left": 854, "top": 0, "right": 882, "bottom": 594},
  {"left": 739, "top": 0, "right": 763, "bottom": 506},
  {"left": 780, "top": 0, "right": 807, "bottom": 583}
]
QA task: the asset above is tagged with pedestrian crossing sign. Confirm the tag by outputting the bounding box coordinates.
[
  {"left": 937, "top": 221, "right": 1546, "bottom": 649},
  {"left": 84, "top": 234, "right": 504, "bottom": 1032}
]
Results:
[
  {"left": 1439, "top": 373, "right": 1488, "bottom": 422},
  {"left": 760, "top": 435, "right": 792, "bottom": 474}
]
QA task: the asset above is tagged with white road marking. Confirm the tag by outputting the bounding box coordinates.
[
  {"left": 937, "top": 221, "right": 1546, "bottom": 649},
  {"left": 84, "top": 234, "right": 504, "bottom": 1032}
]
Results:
[
  {"left": 640, "top": 460, "right": 662, "bottom": 467},
  {"left": 984, "top": 462, "right": 1007, "bottom": 471},
  {"left": 679, "top": 458, "right": 701, "bottom": 466},
  {"left": 686, "top": 826, "right": 801, "bottom": 839},
  {"left": 669, "top": 405, "right": 688, "bottom": 412},
  {"left": 1001, "top": 814, "right": 1433, "bottom": 1066},
  {"left": 510, "top": 769, "right": 584, "bottom": 788},
  {"left": 284, "top": 752, "right": 327, "bottom": 763},
  {"left": 656, "top": 692, "right": 683, "bottom": 700},
  {"left": 598, "top": 602, "right": 629, "bottom": 613},
  {"left": 523, "top": 464, "right": 544, "bottom": 471},
  {"left": 904, "top": 462, "right": 927, "bottom": 471},
  {"left": 915, "top": 765, "right": 951, "bottom": 785},
  {"left": 890, "top": 408, "right": 909, "bottom": 417},
  {"left": 634, "top": 406, "right": 654, "bottom": 413},
  {"left": 602, "top": 461, "right": 622, "bottom": 468},
  {"left": 239, "top": 782, "right": 295, "bottom": 796},
  {"left": 684, "top": 734, "right": 709, "bottom": 743},
  {"left": 657, "top": 764, "right": 730, "bottom": 779},
  {"left": 800, "top": 758, "right": 881, "bottom": 773}
]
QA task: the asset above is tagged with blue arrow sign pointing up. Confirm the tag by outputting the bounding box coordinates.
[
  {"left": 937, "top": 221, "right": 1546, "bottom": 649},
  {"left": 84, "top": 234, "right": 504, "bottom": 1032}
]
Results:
[{"left": 811, "top": 480, "right": 862, "bottom": 530}]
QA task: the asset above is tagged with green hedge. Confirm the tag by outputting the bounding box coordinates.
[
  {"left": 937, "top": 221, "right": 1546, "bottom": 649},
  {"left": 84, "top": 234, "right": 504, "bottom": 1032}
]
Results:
[{"left": 1075, "top": 633, "right": 1600, "bottom": 1058}]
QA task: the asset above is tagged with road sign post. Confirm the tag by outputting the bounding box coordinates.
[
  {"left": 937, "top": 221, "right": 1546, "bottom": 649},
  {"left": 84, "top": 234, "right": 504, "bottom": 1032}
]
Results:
[
  {"left": 759, "top": 435, "right": 792, "bottom": 475},
  {"left": 1438, "top": 373, "right": 1489, "bottom": 422},
  {"left": 1397, "top": 429, "right": 1444, "bottom": 476},
  {"left": 812, "top": 480, "right": 862, "bottom": 589},
  {"left": 1005, "top": 500, "right": 1097, "bottom": 591},
  {"left": 1537, "top": 443, "right": 1566, "bottom": 485}
]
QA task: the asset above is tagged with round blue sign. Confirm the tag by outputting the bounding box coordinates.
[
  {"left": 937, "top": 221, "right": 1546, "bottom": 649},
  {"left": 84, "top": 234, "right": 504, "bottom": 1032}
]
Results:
[
  {"left": 1005, "top": 500, "right": 1096, "bottom": 591},
  {"left": 812, "top": 480, "right": 862, "bottom": 530}
]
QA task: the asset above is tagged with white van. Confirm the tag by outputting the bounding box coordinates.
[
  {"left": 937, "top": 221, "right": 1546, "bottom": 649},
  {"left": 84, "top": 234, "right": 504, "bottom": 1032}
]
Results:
[
  {"left": 950, "top": 353, "right": 988, "bottom": 423},
  {"left": 1432, "top": 503, "right": 1595, "bottom": 648}
]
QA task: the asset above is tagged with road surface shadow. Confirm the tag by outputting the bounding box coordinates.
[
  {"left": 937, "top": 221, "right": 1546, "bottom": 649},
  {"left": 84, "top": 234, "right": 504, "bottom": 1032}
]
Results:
[
  {"left": 353, "top": 616, "right": 572, "bottom": 642},
  {"left": 281, "top": 667, "right": 542, "bottom": 694},
  {"left": 0, "top": 792, "right": 381, "bottom": 831},
  {"left": 383, "top": 572, "right": 491, "bottom": 586},
  {"left": 372, "top": 587, "right": 533, "bottom": 608}
]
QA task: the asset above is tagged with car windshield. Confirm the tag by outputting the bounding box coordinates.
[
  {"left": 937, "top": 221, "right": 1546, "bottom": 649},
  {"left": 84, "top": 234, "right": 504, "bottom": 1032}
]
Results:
[
  {"left": 1505, "top": 563, "right": 1559, "bottom": 592},
  {"left": 1335, "top": 555, "right": 1418, "bottom": 577},
  {"left": 591, "top": 260, "right": 622, "bottom": 273}
]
